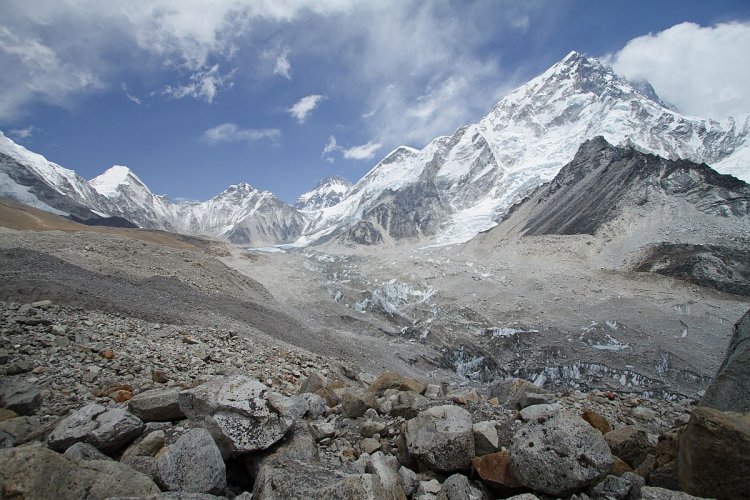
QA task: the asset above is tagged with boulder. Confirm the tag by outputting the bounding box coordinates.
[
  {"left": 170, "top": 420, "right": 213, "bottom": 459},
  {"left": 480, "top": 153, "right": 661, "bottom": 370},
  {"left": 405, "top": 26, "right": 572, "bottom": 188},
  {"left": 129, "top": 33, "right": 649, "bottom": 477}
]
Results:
[
  {"left": 48, "top": 404, "right": 144, "bottom": 454},
  {"left": 297, "top": 393, "right": 327, "bottom": 419},
  {"left": 128, "top": 389, "right": 185, "bottom": 422},
  {"left": 0, "top": 446, "right": 159, "bottom": 499},
  {"left": 437, "top": 473, "right": 485, "bottom": 500},
  {"left": 178, "top": 375, "right": 293, "bottom": 457},
  {"left": 448, "top": 388, "right": 481, "bottom": 405},
  {"left": 677, "top": 406, "right": 750, "bottom": 498},
  {"left": 399, "top": 466, "right": 419, "bottom": 496},
  {"left": 308, "top": 421, "right": 336, "bottom": 442},
  {"left": 366, "top": 451, "right": 407, "bottom": 500},
  {"left": 701, "top": 309, "right": 750, "bottom": 412},
  {"left": 488, "top": 378, "right": 547, "bottom": 410},
  {"left": 299, "top": 372, "right": 329, "bottom": 395},
  {"left": 0, "top": 380, "right": 42, "bottom": 416},
  {"left": 341, "top": 389, "right": 370, "bottom": 418},
  {"left": 362, "top": 420, "right": 387, "bottom": 438},
  {"left": 122, "top": 430, "right": 166, "bottom": 459},
  {"left": 368, "top": 372, "right": 425, "bottom": 396},
  {"left": 472, "top": 421, "right": 499, "bottom": 456},
  {"left": 581, "top": 408, "right": 612, "bottom": 434},
  {"left": 64, "top": 442, "right": 111, "bottom": 461},
  {"left": 0, "top": 415, "right": 42, "bottom": 442},
  {"left": 157, "top": 428, "right": 226, "bottom": 494},
  {"left": 471, "top": 451, "right": 521, "bottom": 490},
  {"left": 510, "top": 407, "right": 613, "bottom": 496},
  {"left": 252, "top": 459, "right": 389, "bottom": 499},
  {"left": 588, "top": 473, "right": 644, "bottom": 499},
  {"left": 388, "top": 391, "right": 431, "bottom": 419},
  {"left": 405, "top": 405, "right": 474, "bottom": 473},
  {"left": 424, "top": 384, "right": 443, "bottom": 399},
  {"left": 416, "top": 479, "right": 442, "bottom": 497},
  {"left": 361, "top": 437, "right": 382, "bottom": 454},
  {"left": 640, "top": 486, "right": 704, "bottom": 499},
  {"left": 605, "top": 425, "right": 654, "bottom": 469}
]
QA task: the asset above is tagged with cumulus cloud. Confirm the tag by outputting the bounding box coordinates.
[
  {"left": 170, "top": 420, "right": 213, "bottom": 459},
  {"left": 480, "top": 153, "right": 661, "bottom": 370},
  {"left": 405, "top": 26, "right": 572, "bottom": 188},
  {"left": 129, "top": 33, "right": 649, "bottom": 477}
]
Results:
[
  {"left": 163, "top": 65, "right": 236, "bottom": 103},
  {"left": 0, "top": 25, "right": 102, "bottom": 120},
  {"left": 342, "top": 141, "right": 382, "bottom": 160},
  {"left": 288, "top": 94, "right": 327, "bottom": 124},
  {"left": 0, "top": 0, "right": 354, "bottom": 120},
  {"left": 203, "top": 123, "right": 280, "bottom": 145},
  {"left": 606, "top": 22, "right": 750, "bottom": 120},
  {"left": 322, "top": 135, "right": 381, "bottom": 161}
]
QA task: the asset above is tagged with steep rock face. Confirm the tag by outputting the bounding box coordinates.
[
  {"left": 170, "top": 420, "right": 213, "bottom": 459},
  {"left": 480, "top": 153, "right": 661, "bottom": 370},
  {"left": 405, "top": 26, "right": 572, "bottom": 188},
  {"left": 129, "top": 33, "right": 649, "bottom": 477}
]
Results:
[
  {"left": 521, "top": 137, "right": 749, "bottom": 236},
  {"left": 478, "top": 137, "right": 750, "bottom": 295}
]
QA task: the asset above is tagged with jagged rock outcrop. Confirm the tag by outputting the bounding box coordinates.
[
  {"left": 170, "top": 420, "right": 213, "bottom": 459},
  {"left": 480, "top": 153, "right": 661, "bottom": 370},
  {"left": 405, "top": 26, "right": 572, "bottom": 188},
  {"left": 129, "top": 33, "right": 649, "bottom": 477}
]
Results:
[{"left": 701, "top": 309, "right": 750, "bottom": 411}]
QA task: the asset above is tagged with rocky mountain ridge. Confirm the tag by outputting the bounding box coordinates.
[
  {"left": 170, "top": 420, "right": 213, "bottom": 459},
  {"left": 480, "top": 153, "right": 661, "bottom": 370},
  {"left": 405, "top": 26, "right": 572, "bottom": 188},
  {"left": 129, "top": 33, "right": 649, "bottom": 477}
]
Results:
[{"left": 2, "top": 51, "right": 749, "bottom": 247}]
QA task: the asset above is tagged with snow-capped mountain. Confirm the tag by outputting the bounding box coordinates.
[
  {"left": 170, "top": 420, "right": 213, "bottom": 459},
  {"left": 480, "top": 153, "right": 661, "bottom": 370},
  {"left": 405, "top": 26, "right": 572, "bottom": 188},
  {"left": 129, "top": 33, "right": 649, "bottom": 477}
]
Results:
[
  {"left": 1, "top": 51, "right": 748, "bottom": 247},
  {"left": 295, "top": 176, "right": 352, "bottom": 211},
  {"left": 0, "top": 131, "right": 116, "bottom": 221},
  {"left": 0, "top": 132, "right": 308, "bottom": 245},
  {"left": 175, "top": 183, "right": 307, "bottom": 245},
  {"left": 89, "top": 165, "right": 178, "bottom": 230},
  {"left": 300, "top": 51, "right": 750, "bottom": 246}
]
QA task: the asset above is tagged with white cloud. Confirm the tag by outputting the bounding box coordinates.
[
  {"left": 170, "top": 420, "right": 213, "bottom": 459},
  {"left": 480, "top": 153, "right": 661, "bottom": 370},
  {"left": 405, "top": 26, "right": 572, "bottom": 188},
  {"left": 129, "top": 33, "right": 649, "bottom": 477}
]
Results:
[
  {"left": 321, "top": 134, "right": 381, "bottom": 161},
  {"left": 203, "top": 123, "right": 280, "bottom": 145},
  {"left": 606, "top": 22, "right": 750, "bottom": 120},
  {"left": 322, "top": 135, "right": 339, "bottom": 155},
  {"left": 273, "top": 48, "right": 292, "bottom": 80},
  {"left": 163, "top": 65, "right": 236, "bottom": 103},
  {"left": 0, "top": 25, "right": 102, "bottom": 120},
  {"left": 288, "top": 94, "right": 327, "bottom": 124},
  {"left": 342, "top": 141, "right": 382, "bottom": 160},
  {"left": 121, "top": 83, "right": 142, "bottom": 105},
  {"left": 9, "top": 125, "right": 35, "bottom": 139}
]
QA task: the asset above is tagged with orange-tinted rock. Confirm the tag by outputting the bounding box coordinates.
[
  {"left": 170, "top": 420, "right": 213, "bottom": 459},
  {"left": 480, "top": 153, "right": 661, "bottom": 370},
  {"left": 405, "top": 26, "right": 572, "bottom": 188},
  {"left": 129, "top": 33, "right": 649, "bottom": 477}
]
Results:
[
  {"left": 100, "top": 350, "right": 115, "bottom": 359},
  {"left": 472, "top": 451, "right": 522, "bottom": 489},
  {"left": 111, "top": 390, "right": 134, "bottom": 403},
  {"left": 611, "top": 456, "right": 634, "bottom": 476},
  {"left": 582, "top": 409, "right": 612, "bottom": 434}
]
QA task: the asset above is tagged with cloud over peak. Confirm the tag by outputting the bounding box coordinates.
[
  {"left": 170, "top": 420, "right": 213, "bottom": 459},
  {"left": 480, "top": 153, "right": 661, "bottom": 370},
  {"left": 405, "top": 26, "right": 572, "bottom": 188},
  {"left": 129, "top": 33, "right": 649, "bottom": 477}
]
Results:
[{"left": 606, "top": 21, "right": 750, "bottom": 120}]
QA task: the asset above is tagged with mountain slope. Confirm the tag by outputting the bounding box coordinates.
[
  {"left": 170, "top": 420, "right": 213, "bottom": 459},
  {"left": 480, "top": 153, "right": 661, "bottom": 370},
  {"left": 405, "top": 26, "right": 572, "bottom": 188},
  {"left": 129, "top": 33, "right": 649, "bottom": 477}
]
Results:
[
  {"left": 476, "top": 137, "right": 750, "bottom": 295},
  {"left": 304, "top": 51, "right": 750, "bottom": 246}
]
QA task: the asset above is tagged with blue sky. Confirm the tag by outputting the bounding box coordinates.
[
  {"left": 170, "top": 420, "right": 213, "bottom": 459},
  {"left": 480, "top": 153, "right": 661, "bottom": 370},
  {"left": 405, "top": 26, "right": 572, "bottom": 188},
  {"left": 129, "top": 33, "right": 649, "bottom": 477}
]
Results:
[{"left": 2, "top": 1, "right": 750, "bottom": 203}]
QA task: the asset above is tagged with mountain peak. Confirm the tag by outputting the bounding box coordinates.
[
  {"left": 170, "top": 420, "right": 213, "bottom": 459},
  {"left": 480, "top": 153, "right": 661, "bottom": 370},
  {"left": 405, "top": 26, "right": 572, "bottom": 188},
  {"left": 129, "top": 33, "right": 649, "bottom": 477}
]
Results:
[
  {"left": 89, "top": 165, "right": 145, "bottom": 196},
  {"left": 296, "top": 176, "right": 353, "bottom": 210}
]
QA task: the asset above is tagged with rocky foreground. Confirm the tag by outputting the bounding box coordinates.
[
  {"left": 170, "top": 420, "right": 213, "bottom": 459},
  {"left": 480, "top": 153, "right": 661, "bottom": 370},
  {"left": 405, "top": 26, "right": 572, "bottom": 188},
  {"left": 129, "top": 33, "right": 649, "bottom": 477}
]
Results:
[{"left": 0, "top": 300, "right": 749, "bottom": 499}]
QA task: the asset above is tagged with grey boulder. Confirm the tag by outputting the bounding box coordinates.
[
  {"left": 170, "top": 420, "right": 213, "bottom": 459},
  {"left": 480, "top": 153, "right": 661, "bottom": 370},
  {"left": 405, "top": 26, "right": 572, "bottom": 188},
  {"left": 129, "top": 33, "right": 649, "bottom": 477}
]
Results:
[
  {"left": 510, "top": 406, "right": 613, "bottom": 496},
  {"left": 0, "top": 446, "right": 159, "bottom": 500},
  {"left": 0, "top": 380, "right": 42, "bottom": 416},
  {"left": 157, "top": 428, "right": 227, "bottom": 495},
  {"left": 128, "top": 389, "right": 185, "bottom": 422},
  {"left": 178, "top": 375, "right": 293, "bottom": 457},
  {"left": 48, "top": 404, "right": 144, "bottom": 455},
  {"left": 405, "top": 405, "right": 475, "bottom": 473},
  {"left": 252, "top": 459, "right": 389, "bottom": 499}
]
